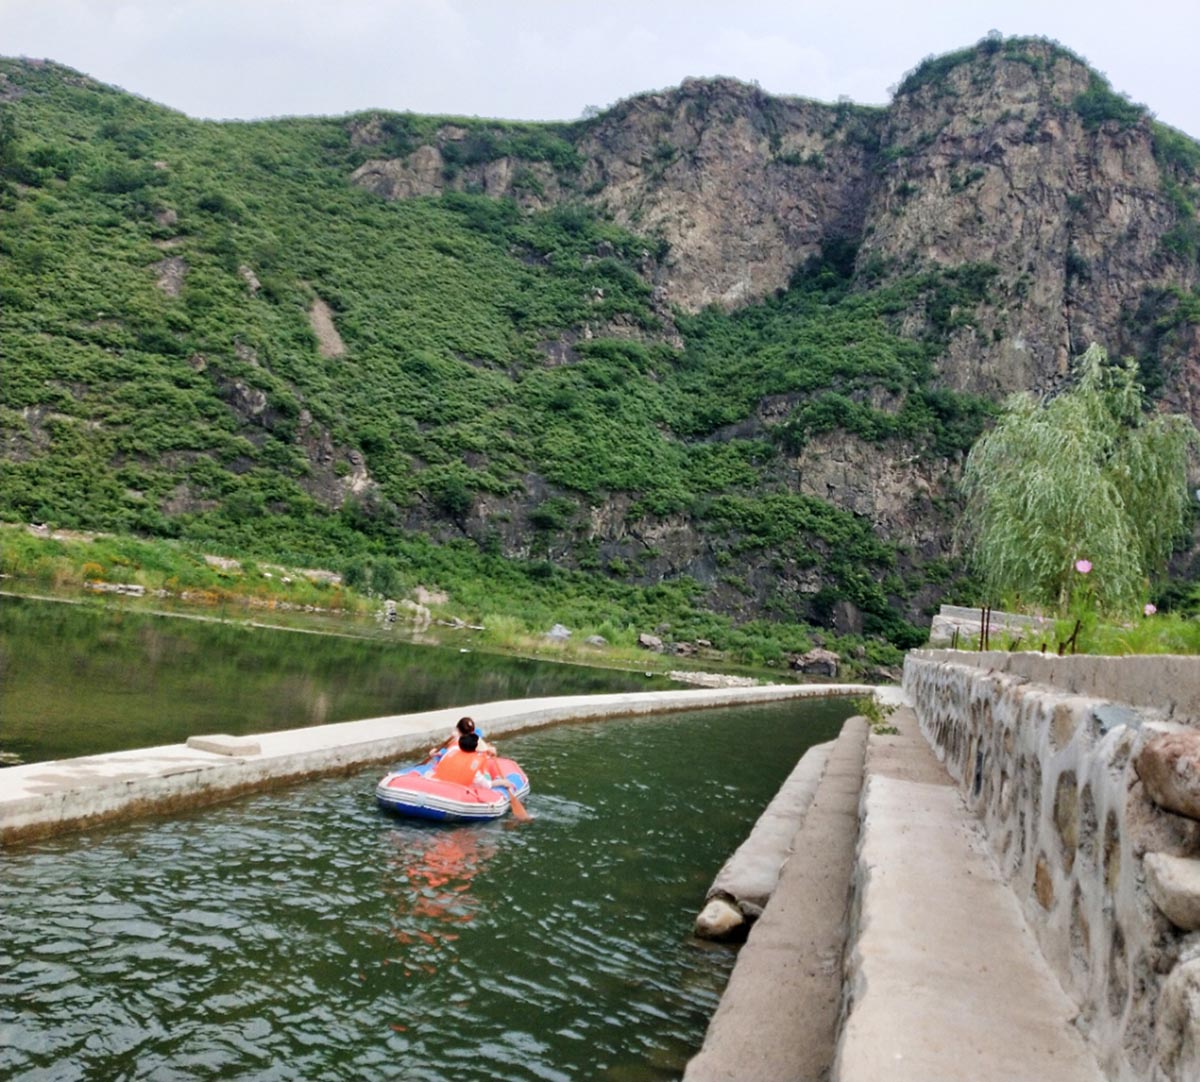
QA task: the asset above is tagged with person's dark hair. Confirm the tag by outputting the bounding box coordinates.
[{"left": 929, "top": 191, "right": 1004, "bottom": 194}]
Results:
[
  {"left": 458, "top": 732, "right": 480, "bottom": 752},
  {"left": 456, "top": 717, "right": 476, "bottom": 735}
]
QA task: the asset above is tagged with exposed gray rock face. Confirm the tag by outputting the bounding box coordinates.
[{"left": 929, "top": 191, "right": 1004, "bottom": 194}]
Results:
[
  {"left": 349, "top": 79, "right": 880, "bottom": 314},
  {"left": 348, "top": 44, "right": 1200, "bottom": 425},
  {"left": 351, "top": 144, "right": 568, "bottom": 208},
  {"left": 864, "top": 45, "right": 1198, "bottom": 405},
  {"left": 790, "top": 432, "right": 946, "bottom": 555},
  {"left": 572, "top": 78, "right": 879, "bottom": 313}
]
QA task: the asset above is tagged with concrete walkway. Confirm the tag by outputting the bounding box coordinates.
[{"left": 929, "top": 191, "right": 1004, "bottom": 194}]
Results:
[
  {"left": 684, "top": 701, "right": 1106, "bottom": 1082},
  {"left": 0, "top": 682, "right": 869, "bottom": 845},
  {"left": 834, "top": 704, "right": 1105, "bottom": 1081}
]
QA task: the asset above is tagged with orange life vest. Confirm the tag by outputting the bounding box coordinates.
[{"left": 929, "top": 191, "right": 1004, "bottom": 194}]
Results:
[{"left": 432, "top": 749, "right": 492, "bottom": 787}]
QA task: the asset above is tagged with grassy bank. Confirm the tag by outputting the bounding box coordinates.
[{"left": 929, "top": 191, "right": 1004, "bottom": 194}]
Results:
[{"left": 0, "top": 524, "right": 902, "bottom": 678}]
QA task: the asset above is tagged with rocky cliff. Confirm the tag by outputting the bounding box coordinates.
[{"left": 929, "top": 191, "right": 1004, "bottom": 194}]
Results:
[
  {"left": 866, "top": 42, "right": 1199, "bottom": 408},
  {"left": 342, "top": 37, "right": 1200, "bottom": 627},
  {"left": 350, "top": 38, "right": 1200, "bottom": 414}
]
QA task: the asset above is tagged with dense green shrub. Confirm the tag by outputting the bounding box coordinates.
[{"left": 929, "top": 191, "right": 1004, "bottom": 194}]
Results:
[
  {"left": 1152, "top": 122, "right": 1200, "bottom": 174},
  {"left": 1073, "top": 74, "right": 1146, "bottom": 131}
]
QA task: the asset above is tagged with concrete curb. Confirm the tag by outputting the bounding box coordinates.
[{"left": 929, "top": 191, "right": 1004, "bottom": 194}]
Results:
[
  {"left": 0, "top": 682, "right": 870, "bottom": 846},
  {"left": 695, "top": 739, "right": 834, "bottom": 938},
  {"left": 684, "top": 715, "right": 870, "bottom": 1081}
]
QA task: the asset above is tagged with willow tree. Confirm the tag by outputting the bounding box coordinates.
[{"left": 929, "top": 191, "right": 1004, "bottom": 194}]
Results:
[{"left": 960, "top": 344, "right": 1197, "bottom": 614}]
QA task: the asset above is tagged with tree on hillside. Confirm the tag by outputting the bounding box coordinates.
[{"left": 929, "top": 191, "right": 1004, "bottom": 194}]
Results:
[{"left": 960, "top": 343, "right": 1197, "bottom": 614}]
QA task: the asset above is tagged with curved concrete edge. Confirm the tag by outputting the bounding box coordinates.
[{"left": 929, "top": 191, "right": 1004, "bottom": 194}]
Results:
[
  {"left": 683, "top": 716, "right": 869, "bottom": 1082},
  {"left": 696, "top": 739, "right": 834, "bottom": 938},
  {"left": 0, "top": 682, "right": 872, "bottom": 846}
]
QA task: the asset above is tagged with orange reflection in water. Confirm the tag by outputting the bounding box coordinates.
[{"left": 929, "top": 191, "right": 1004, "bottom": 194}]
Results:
[{"left": 382, "top": 825, "right": 501, "bottom": 978}]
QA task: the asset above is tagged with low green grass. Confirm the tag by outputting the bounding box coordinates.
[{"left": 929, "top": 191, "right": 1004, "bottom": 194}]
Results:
[
  {"left": 942, "top": 608, "right": 1200, "bottom": 657},
  {"left": 0, "top": 524, "right": 907, "bottom": 676}
]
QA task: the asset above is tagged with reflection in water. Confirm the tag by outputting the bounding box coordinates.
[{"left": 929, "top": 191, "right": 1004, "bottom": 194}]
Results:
[
  {"left": 383, "top": 824, "right": 501, "bottom": 976},
  {"left": 0, "top": 595, "right": 675, "bottom": 764}
]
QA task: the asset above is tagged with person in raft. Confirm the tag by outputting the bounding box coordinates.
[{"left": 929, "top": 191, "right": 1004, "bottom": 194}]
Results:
[
  {"left": 428, "top": 716, "right": 494, "bottom": 762},
  {"left": 432, "top": 732, "right": 519, "bottom": 799}
]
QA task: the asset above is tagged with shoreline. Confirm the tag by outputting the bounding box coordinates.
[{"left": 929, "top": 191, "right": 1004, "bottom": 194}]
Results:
[{"left": 0, "top": 583, "right": 809, "bottom": 685}]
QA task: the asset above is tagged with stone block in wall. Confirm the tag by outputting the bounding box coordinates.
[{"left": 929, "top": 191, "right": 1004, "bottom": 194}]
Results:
[
  {"left": 1155, "top": 956, "right": 1200, "bottom": 1081},
  {"left": 1135, "top": 730, "right": 1200, "bottom": 821},
  {"left": 1144, "top": 853, "right": 1200, "bottom": 931}
]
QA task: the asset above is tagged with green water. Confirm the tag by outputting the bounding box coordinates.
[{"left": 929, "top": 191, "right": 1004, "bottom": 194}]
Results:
[
  {"left": 0, "top": 595, "right": 853, "bottom": 1078},
  {"left": 0, "top": 699, "right": 850, "bottom": 1080},
  {"left": 0, "top": 595, "right": 674, "bottom": 764}
]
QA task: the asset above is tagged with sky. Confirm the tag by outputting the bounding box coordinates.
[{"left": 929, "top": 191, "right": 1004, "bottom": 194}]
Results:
[{"left": 3, "top": 0, "right": 1200, "bottom": 139}]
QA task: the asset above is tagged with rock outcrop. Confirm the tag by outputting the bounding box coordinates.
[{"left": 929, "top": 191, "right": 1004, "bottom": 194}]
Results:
[
  {"left": 865, "top": 44, "right": 1198, "bottom": 404},
  {"left": 350, "top": 41, "right": 1200, "bottom": 424}
]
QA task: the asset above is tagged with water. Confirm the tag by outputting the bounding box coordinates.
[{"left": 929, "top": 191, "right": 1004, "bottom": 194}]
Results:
[
  {"left": 0, "top": 699, "right": 851, "bottom": 1080},
  {"left": 0, "top": 595, "right": 675, "bottom": 764}
]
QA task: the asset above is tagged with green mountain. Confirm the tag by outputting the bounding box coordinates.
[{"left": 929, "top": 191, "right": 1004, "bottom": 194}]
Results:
[{"left": 3, "top": 37, "right": 1199, "bottom": 661}]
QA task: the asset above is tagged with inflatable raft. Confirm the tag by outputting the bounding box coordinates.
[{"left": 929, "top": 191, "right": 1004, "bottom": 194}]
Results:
[{"left": 375, "top": 757, "right": 530, "bottom": 822}]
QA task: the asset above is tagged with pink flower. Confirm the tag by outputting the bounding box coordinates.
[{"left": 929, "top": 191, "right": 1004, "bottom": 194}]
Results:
[
  {"left": 1144, "top": 603, "right": 1157, "bottom": 616},
  {"left": 1074, "top": 559, "right": 1092, "bottom": 574}
]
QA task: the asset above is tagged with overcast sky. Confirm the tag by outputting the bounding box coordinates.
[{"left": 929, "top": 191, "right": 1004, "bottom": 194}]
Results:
[{"left": 4, "top": 1, "right": 1199, "bottom": 139}]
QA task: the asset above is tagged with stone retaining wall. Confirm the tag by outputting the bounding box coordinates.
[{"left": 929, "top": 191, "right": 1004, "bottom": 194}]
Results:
[{"left": 904, "top": 650, "right": 1200, "bottom": 1082}]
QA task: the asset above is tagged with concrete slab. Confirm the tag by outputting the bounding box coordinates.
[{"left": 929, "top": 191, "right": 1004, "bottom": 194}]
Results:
[
  {"left": 683, "top": 716, "right": 869, "bottom": 1082},
  {"left": 186, "top": 734, "right": 262, "bottom": 756},
  {"left": 866, "top": 703, "right": 953, "bottom": 787},
  {"left": 0, "top": 682, "right": 870, "bottom": 845},
  {"left": 834, "top": 773, "right": 1105, "bottom": 1082}
]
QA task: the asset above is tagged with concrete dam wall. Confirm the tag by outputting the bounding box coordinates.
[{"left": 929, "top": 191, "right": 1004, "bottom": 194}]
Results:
[{"left": 904, "top": 650, "right": 1200, "bottom": 1082}]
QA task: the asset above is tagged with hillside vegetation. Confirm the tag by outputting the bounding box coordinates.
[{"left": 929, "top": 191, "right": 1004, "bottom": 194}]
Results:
[{"left": 3, "top": 37, "right": 1200, "bottom": 667}]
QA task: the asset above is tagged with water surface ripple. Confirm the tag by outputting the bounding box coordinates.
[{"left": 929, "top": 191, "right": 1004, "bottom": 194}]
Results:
[{"left": 1, "top": 700, "right": 850, "bottom": 1080}]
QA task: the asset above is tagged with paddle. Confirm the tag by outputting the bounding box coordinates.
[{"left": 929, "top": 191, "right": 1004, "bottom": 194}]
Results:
[{"left": 507, "top": 786, "right": 531, "bottom": 822}]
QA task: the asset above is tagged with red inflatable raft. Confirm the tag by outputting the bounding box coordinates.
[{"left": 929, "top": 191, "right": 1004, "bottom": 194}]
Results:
[{"left": 375, "top": 757, "right": 530, "bottom": 822}]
